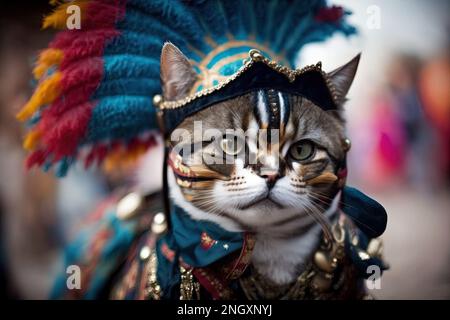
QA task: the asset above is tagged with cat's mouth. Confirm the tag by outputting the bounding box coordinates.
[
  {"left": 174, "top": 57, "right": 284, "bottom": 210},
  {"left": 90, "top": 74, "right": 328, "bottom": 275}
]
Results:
[{"left": 238, "top": 194, "right": 284, "bottom": 210}]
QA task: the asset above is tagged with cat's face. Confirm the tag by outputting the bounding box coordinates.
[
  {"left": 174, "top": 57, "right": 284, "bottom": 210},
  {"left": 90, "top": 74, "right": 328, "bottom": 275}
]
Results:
[{"left": 160, "top": 44, "right": 359, "bottom": 235}]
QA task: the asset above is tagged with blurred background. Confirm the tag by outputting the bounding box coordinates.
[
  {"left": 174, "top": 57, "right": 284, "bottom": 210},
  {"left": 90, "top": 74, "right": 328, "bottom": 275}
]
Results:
[{"left": 0, "top": 0, "right": 449, "bottom": 299}]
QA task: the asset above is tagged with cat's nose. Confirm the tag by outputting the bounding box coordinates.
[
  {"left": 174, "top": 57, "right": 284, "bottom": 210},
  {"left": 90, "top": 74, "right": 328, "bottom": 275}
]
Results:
[{"left": 261, "top": 172, "right": 279, "bottom": 189}]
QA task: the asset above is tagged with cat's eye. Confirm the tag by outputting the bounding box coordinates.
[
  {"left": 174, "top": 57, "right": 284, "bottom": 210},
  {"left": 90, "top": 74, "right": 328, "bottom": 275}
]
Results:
[
  {"left": 220, "top": 135, "right": 244, "bottom": 156},
  {"left": 289, "top": 140, "right": 315, "bottom": 161}
]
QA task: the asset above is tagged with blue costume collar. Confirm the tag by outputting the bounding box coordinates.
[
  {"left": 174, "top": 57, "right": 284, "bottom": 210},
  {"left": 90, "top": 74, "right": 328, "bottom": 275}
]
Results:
[
  {"left": 155, "top": 186, "right": 387, "bottom": 299},
  {"left": 169, "top": 204, "right": 244, "bottom": 267},
  {"left": 155, "top": 204, "right": 248, "bottom": 299},
  {"left": 165, "top": 186, "right": 387, "bottom": 256}
]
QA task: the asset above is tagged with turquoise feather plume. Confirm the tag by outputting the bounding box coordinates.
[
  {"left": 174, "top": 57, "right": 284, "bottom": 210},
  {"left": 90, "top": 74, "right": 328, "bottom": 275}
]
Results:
[{"left": 19, "top": 0, "right": 356, "bottom": 175}]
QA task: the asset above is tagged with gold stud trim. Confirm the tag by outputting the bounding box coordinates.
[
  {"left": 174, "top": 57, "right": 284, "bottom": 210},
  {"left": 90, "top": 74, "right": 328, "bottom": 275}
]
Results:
[
  {"left": 116, "top": 192, "right": 143, "bottom": 220},
  {"left": 156, "top": 49, "right": 339, "bottom": 111},
  {"left": 152, "top": 94, "right": 163, "bottom": 107},
  {"left": 343, "top": 138, "right": 352, "bottom": 152},
  {"left": 151, "top": 212, "right": 168, "bottom": 234},
  {"left": 179, "top": 266, "right": 201, "bottom": 300},
  {"left": 145, "top": 250, "right": 162, "bottom": 300},
  {"left": 239, "top": 217, "right": 351, "bottom": 299}
]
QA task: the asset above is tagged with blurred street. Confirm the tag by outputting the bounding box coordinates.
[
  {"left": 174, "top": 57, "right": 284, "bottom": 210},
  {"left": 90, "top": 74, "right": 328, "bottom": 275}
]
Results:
[{"left": 372, "top": 189, "right": 450, "bottom": 299}]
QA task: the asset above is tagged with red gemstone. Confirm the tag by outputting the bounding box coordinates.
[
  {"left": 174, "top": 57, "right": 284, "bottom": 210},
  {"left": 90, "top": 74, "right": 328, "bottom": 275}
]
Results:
[{"left": 200, "top": 231, "right": 217, "bottom": 250}]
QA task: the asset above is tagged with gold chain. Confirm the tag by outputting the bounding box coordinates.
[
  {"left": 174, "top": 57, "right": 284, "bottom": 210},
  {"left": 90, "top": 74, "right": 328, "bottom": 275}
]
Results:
[
  {"left": 239, "top": 220, "right": 347, "bottom": 300},
  {"left": 179, "top": 266, "right": 201, "bottom": 300},
  {"left": 145, "top": 250, "right": 162, "bottom": 300},
  {"left": 145, "top": 217, "right": 383, "bottom": 300}
]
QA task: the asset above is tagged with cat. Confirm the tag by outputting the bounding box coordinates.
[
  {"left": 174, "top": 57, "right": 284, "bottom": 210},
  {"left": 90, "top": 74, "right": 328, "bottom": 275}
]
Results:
[{"left": 159, "top": 43, "right": 360, "bottom": 286}]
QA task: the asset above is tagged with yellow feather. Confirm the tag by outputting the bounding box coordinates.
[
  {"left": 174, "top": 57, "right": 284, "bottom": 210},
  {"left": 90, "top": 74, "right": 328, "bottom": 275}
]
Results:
[
  {"left": 23, "top": 130, "right": 42, "bottom": 151},
  {"left": 33, "top": 48, "right": 64, "bottom": 80},
  {"left": 16, "top": 72, "right": 62, "bottom": 121},
  {"left": 42, "top": 1, "right": 89, "bottom": 30}
]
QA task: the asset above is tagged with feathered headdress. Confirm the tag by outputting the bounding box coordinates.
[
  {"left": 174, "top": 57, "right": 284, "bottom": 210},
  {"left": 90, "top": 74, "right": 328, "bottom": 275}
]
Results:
[{"left": 18, "top": 0, "right": 355, "bottom": 176}]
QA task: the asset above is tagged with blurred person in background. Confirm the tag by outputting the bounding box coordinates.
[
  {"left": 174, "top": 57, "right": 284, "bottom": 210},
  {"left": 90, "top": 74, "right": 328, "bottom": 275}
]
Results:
[
  {"left": 360, "top": 53, "right": 442, "bottom": 191},
  {"left": 386, "top": 54, "right": 437, "bottom": 191},
  {"left": 419, "top": 48, "right": 450, "bottom": 187}
]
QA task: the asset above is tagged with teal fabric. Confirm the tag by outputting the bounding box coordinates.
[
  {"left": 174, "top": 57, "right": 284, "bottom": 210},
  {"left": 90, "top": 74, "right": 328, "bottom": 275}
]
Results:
[
  {"left": 171, "top": 205, "right": 244, "bottom": 267},
  {"left": 156, "top": 204, "right": 243, "bottom": 299},
  {"left": 50, "top": 186, "right": 387, "bottom": 299},
  {"left": 342, "top": 186, "right": 388, "bottom": 238},
  {"left": 155, "top": 190, "right": 388, "bottom": 299},
  {"left": 50, "top": 208, "right": 138, "bottom": 299}
]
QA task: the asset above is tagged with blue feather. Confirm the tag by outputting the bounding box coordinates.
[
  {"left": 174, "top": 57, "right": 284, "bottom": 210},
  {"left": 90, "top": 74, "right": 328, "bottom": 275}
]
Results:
[{"left": 29, "top": 0, "right": 356, "bottom": 173}]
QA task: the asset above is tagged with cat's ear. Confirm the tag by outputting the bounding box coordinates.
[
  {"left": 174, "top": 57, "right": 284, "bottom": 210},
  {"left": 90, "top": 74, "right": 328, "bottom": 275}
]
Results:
[
  {"left": 160, "top": 42, "right": 197, "bottom": 101},
  {"left": 327, "top": 53, "right": 361, "bottom": 106}
]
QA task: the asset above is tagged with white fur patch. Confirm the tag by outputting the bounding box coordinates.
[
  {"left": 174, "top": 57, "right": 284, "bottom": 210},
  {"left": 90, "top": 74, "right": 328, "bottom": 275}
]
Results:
[
  {"left": 168, "top": 169, "right": 243, "bottom": 232},
  {"left": 257, "top": 91, "right": 268, "bottom": 124},
  {"left": 168, "top": 161, "right": 342, "bottom": 285},
  {"left": 251, "top": 193, "right": 340, "bottom": 285}
]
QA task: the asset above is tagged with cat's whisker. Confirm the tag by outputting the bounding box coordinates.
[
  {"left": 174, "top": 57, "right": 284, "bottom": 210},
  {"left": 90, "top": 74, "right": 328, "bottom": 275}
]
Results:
[
  {"left": 195, "top": 200, "right": 226, "bottom": 217},
  {"left": 189, "top": 191, "right": 225, "bottom": 214},
  {"left": 309, "top": 190, "right": 378, "bottom": 234},
  {"left": 192, "top": 189, "right": 250, "bottom": 217},
  {"left": 308, "top": 190, "right": 336, "bottom": 202},
  {"left": 306, "top": 192, "right": 332, "bottom": 207},
  {"left": 283, "top": 190, "right": 327, "bottom": 226},
  {"left": 304, "top": 207, "right": 333, "bottom": 242},
  {"left": 294, "top": 197, "right": 333, "bottom": 242}
]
